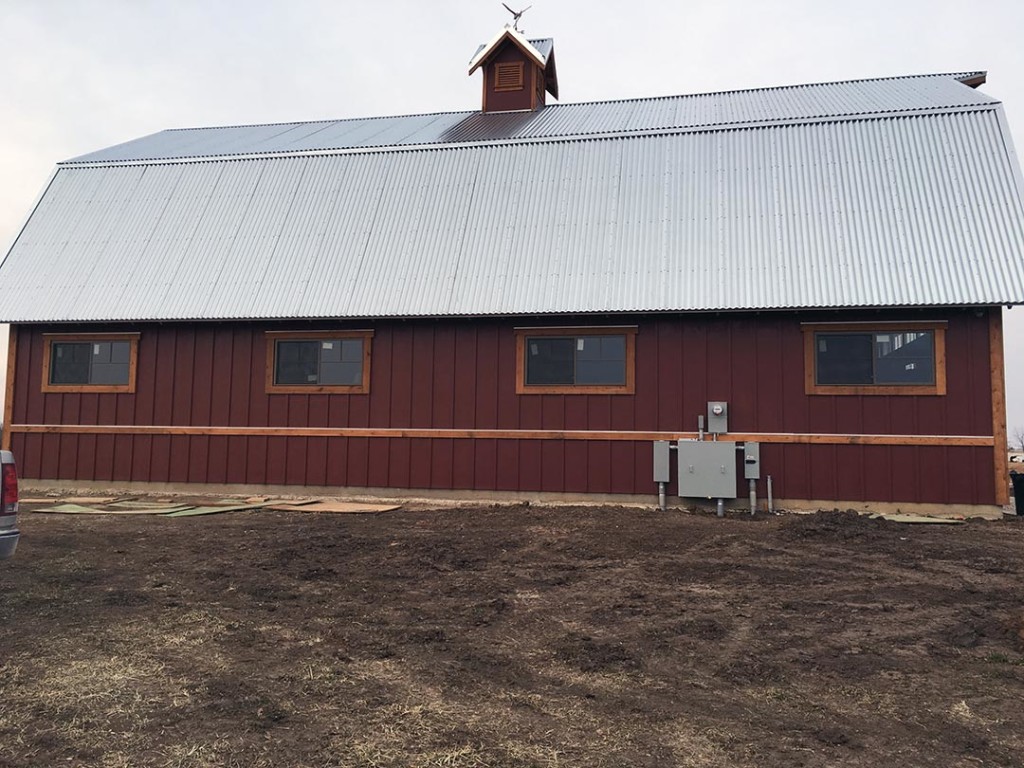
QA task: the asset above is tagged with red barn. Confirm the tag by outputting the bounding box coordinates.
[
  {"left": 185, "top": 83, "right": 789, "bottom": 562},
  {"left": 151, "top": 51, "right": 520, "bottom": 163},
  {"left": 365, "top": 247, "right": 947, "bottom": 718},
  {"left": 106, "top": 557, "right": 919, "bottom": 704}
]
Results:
[{"left": 2, "top": 28, "right": 1023, "bottom": 515}]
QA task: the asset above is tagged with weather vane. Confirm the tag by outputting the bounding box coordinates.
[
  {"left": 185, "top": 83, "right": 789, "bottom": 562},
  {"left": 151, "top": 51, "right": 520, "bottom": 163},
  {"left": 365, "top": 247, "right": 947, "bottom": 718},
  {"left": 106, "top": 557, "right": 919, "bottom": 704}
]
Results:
[{"left": 502, "top": 3, "right": 531, "bottom": 32}]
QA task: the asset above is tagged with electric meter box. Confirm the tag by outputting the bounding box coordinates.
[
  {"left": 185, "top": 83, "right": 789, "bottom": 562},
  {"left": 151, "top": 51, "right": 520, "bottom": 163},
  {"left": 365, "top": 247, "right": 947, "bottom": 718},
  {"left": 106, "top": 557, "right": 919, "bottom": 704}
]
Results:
[
  {"left": 707, "top": 401, "right": 729, "bottom": 434},
  {"left": 677, "top": 441, "right": 737, "bottom": 498}
]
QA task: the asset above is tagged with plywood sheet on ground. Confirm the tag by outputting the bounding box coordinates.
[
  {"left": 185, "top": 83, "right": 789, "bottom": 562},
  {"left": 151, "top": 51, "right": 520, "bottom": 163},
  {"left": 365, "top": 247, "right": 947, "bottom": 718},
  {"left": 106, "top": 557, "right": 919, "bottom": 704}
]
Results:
[
  {"left": 871, "top": 513, "right": 965, "bottom": 524},
  {"left": 108, "top": 501, "right": 184, "bottom": 510},
  {"left": 21, "top": 496, "right": 119, "bottom": 504},
  {"left": 268, "top": 500, "right": 401, "bottom": 514},
  {"left": 35, "top": 504, "right": 194, "bottom": 515},
  {"left": 164, "top": 504, "right": 267, "bottom": 517}
]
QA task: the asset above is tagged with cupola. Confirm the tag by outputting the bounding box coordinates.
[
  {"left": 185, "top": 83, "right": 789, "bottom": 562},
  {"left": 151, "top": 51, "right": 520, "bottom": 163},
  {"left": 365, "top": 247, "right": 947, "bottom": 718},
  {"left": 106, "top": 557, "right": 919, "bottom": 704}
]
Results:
[{"left": 468, "top": 26, "right": 558, "bottom": 113}]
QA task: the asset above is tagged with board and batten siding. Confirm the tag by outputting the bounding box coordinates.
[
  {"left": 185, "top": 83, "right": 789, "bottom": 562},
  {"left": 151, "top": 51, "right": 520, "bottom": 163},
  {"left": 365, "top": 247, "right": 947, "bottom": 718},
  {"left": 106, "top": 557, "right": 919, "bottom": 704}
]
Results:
[{"left": 5, "top": 310, "right": 1000, "bottom": 505}]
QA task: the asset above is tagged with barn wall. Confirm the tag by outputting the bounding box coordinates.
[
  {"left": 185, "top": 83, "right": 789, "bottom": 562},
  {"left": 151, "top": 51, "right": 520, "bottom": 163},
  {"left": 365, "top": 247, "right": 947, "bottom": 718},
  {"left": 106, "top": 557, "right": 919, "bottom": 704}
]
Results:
[{"left": 7, "top": 309, "right": 998, "bottom": 504}]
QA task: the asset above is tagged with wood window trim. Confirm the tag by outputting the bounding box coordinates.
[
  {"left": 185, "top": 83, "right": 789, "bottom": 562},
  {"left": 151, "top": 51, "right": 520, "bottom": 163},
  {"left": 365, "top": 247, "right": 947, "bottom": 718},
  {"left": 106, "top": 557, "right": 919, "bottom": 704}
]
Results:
[
  {"left": 494, "top": 61, "right": 525, "bottom": 92},
  {"left": 265, "top": 330, "right": 373, "bottom": 395},
  {"left": 41, "top": 333, "right": 140, "bottom": 394},
  {"left": 514, "top": 326, "right": 637, "bottom": 395},
  {"left": 801, "top": 321, "right": 947, "bottom": 396}
]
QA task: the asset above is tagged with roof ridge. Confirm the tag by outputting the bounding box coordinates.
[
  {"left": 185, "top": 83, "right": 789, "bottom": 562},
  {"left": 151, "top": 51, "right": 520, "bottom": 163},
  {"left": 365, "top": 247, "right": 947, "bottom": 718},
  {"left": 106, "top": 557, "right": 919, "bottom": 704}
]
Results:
[
  {"left": 160, "top": 108, "right": 477, "bottom": 134},
  {"left": 549, "top": 71, "right": 988, "bottom": 109},
  {"left": 154, "top": 71, "right": 986, "bottom": 136},
  {"left": 61, "top": 102, "right": 1002, "bottom": 168}
]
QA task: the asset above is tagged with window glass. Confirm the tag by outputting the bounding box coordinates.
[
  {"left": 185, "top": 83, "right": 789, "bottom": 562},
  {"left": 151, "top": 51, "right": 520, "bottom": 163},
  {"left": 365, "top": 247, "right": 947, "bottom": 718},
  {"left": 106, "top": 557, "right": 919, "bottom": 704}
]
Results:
[
  {"left": 875, "top": 332, "right": 934, "bottom": 385},
  {"left": 526, "top": 334, "right": 627, "bottom": 386},
  {"left": 576, "top": 335, "right": 626, "bottom": 385},
  {"left": 526, "top": 337, "right": 575, "bottom": 385},
  {"left": 815, "top": 331, "right": 935, "bottom": 386},
  {"left": 275, "top": 338, "right": 363, "bottom": 387},
  {"left": 816, "top": 334, "right": 872, "bottom": 385},
  {"left": 340, "top": 339, "right": 362, "bottom": 362},
  {"left": 91, "top": 342, "right": 112, "bottom": 364},
  {"left": 319, "top": 340, "right": 343, "bottom": 363},
  {"left": 50, "top": 341, "right": 130, "bottom": 386},
  {"left": 50, "top": 343, "right": 92, "bottom": 384},
  {"left": 91, "top": 361, "right": 128, "bottom": 385},
  {"left": 110, "top": 341, "right": 132, "bottom": 365},
  {"left": 91, "top": 341, "right": 131, "bottom": 385},
  {"left": 275, "top": 341, "right": 319, "bottom": 385}
]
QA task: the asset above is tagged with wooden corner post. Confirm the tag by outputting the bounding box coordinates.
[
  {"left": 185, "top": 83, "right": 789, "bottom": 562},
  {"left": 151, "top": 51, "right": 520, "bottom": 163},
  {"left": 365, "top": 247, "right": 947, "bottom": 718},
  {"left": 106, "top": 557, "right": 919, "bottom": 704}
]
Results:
[
  {"left": 990, "top": 308, "right": 1009, "bottom": 506},
  {"left": 2, "top": 326, "right": 16, "bottom": 451}
]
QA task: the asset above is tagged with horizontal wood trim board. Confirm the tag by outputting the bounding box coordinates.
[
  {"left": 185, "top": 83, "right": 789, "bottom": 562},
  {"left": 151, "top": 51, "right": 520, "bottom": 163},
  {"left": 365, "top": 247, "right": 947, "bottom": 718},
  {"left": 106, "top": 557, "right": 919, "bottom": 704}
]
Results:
[
  {"left": 7, "top": 424, "right": 995, "bottom": 447},
  {"left": 41, "top": 332, "right": 142, "bottom": 338},
  {"left": 799, "top": 321, "right": 949, "bottom": 331}
]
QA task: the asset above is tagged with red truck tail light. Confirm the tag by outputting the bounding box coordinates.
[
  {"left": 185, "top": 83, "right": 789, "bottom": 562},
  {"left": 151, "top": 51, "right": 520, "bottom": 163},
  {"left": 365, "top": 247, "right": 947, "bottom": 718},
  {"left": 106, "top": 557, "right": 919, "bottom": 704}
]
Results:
[{"left": 1, "top": 461, "right": 17, "bottom": 514}]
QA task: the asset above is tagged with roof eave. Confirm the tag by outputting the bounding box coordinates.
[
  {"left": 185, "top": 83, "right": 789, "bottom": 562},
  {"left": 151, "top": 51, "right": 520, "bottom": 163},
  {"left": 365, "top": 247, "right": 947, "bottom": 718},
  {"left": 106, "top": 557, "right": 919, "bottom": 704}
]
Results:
[
  {"left": 468, "top": 26, "right": 547, "bottom": 75},
  {"left": 958, "top": 72, "right": 987, "bottom": 88},
  {"left": 544, "top": 48, "right": 559, "bottom": 100}
]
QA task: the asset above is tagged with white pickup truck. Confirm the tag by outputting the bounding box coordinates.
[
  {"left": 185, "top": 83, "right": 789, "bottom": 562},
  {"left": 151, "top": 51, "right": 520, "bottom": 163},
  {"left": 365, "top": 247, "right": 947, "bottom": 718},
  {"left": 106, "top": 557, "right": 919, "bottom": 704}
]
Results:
[{"left": 0, "top": 450, "right": 19, "bottom": 559}]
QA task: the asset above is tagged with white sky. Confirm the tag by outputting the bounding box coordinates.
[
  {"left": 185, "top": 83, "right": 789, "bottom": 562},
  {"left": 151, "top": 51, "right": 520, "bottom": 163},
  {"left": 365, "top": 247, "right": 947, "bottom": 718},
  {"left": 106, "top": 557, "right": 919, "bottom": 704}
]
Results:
[{"left": 0, "top": 0, "right": 1022, "bottom": 439}]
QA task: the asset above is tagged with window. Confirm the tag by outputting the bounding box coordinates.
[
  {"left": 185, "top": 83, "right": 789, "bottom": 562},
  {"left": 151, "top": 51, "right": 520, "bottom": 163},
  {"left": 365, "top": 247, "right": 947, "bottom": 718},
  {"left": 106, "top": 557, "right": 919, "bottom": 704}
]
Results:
[
  {"left": 494, "top": 61, "right": 525, "bottom": 91},
  {"left": 802, "top": 322, "right": 947, "bottom": 395},
  {"left": 42, "top": 334, "right": 139, "bottom": 393},
  {"left": 515, "top": 327, "right": 637, "bottom": 394},
  {"left": 265, "top": 330, "right": 372, "bottom": 394}
]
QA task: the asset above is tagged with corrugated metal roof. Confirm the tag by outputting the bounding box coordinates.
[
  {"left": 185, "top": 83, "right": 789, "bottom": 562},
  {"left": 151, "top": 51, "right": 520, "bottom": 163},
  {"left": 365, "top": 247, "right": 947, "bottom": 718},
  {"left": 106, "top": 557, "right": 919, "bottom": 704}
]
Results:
[
  {"left": 3, "top": 75, "right": 1023, "bottom": 322},
  {"left": 529, "top": 38, "right": 553, "bottom": 62},
  {"left": 66, "top": 72, "right": 993, "bottom": 163}
]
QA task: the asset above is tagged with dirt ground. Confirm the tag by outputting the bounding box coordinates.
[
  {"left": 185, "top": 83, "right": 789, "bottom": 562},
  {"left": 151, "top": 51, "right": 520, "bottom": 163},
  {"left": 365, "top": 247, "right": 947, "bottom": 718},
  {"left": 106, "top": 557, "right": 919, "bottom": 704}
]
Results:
[{"left": 1, "top": 499, "right": 1023, "bottom": 768}]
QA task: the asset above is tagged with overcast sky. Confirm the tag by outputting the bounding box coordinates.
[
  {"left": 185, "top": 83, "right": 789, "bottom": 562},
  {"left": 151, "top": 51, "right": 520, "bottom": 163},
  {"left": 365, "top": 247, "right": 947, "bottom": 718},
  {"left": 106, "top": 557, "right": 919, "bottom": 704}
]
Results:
[{"left": 1, "top": 0, "right": 1022, "bottom": 439}]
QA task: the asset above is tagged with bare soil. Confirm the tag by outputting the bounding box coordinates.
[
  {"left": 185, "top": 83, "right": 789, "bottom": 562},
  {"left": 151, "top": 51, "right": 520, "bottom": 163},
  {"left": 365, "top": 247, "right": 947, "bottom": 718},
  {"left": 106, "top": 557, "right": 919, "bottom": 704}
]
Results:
[{"left": 1, "top": 500, "right": 1023, "bottom": 767}]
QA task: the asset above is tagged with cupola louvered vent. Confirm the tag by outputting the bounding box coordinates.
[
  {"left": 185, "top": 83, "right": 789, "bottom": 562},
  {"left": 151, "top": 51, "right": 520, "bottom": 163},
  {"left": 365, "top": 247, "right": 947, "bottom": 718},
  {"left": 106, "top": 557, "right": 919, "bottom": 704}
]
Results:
[{"left": 494, "top": 62, "right": 525, "bottom": 91}]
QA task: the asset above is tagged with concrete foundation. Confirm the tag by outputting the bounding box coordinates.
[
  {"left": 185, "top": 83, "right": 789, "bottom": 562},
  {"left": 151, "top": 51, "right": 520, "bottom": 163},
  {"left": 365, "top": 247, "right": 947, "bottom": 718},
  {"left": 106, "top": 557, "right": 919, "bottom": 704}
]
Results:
[{"left": 20, "top": 479, "right": 1006, "bottom": 519}]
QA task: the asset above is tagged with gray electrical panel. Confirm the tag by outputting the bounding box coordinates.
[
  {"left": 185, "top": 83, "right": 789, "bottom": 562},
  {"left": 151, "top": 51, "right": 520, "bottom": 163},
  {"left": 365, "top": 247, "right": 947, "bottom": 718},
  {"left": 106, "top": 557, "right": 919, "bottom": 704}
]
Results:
[
  {"left": 743, "top": 442, "right": 761, "bottom": 479},
  {"left": 707, "top": 401, "right": 729, "bottom": 434},
  {"left": 652, "top": 441, "right": 671, "bottom": 483},
  {"left": 677, "top": 441, "right": 737, "bottom": 498}
]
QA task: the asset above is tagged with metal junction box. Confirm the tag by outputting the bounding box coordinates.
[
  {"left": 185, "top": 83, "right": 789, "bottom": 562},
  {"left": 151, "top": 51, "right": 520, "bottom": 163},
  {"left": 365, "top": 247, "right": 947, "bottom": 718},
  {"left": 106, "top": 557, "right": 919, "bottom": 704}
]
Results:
[
  {"left": 743, "top": 442, "right": 761, "bottom": 480},
  {"left": 652, "top": 441, "right": 672, "bottom": 483},
  {"left": 677, "top": 441, "right": 737, "bottom": 498}
]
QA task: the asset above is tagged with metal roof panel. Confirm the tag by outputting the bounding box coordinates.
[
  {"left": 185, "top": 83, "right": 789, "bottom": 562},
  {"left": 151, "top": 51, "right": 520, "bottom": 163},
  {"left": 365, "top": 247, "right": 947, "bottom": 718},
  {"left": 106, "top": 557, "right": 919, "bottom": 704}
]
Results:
[{"left": 3, "top": 93, "right": 1023, "bottom": 322}]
